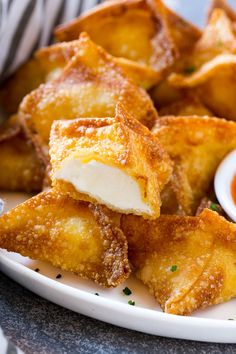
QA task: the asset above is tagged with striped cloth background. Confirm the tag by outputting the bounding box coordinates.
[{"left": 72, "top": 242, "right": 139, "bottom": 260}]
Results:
[
  {"left": 0, "top": 0, "right": 103, "bottom": 82},
  {"left": 1, "top": 0, "right": 236, "bottom": 353}
]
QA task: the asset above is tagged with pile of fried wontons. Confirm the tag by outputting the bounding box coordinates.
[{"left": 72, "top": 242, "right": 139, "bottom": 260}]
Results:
[{"left": 1, "top": 0, "right": 236, "bottom": 316}]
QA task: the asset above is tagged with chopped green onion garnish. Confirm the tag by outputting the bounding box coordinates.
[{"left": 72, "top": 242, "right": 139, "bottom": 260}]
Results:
[
  {"left": 170, "top": 265, "right": 177, "bottom": 272},
  {"left": 123, "top": 287, "right": 132, "bottom": 296},
  {"left": 210, "top": 202, "right": 219, "bottom": 212},
  {"left": 128, "top": 300, "right": 135, "bottom": 306},
  {"left": 184, "top": 66, "right": 196, "bottom": 74}
]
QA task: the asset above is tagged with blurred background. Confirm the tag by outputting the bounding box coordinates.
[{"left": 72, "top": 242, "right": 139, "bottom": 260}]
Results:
[{"left": 165, "top": 0, "right": 235, "bottom": 27}]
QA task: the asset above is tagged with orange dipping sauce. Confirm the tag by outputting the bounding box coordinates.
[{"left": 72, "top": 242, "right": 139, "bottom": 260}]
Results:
[{"left": 231, "top": 174, "right": 236, "bottom": 205}]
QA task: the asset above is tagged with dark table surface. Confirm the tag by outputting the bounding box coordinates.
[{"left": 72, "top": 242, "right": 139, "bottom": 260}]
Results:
[{"left": 1, "top": 273, "right": 236, "bottom": 354}]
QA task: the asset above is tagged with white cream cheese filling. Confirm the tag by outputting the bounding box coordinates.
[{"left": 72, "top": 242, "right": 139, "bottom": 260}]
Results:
[{"left": 55, "top": 158, "right": 151, "bottom": 214}]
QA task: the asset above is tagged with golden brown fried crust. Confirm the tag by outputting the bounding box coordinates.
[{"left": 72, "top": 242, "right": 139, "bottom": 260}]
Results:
[
  {"left": 90, "top": 203, "right": 130, "bottom": 285},
  {"left": 153, "top": 115, "right": 236, "bottom": 215},
  {"left": 19, "top": 33, "right": 158, "bottom": 159},
  {"left": 55, "top": 0, "right": 178, "bottom": 72},
  {"left": 159, "top": 95, "right": 212, "bottom": 116},
  {"left": 147, "top": 0, "right": 201, "bottom": 109},
  {"left": 169, "top": 9, "right": 236, "bottom": 120},
  {"left": 0, "top": 115, "right": 44, "bottom": 192},
  {"left": 148, "top": 0, "right": 201, "bottom": 55},
  {"left": 0, "top": 189, "right": 130, "bottom": 287},
  {"left": 49, "top": 103, "right": 172, "bottom": 219},
  {"left": 55, "top": 0, "right": 201, "bottom": 74},
  {"left": 0, "top": 41, "right": 82, "bottom": 115},
  {"left": 208, "top": 0, "right": 236, "bottom": 23},
  {"left": 121, "top": 209, "right": 236, "bottom": 315},
  {"left": 0, "top": 38, "right": 160, "bottom": 117}
]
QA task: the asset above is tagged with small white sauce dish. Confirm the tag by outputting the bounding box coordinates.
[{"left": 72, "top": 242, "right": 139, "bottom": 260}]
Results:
[{"left": 215, "top": 149, "right": 236, "bottom": 222}]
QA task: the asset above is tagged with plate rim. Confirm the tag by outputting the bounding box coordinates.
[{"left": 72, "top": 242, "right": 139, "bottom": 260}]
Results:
[{"left": 1, "top": 250, "right": 236, "bottom": 344}]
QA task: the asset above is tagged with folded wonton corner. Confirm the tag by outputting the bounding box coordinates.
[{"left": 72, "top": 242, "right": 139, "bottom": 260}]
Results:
[
  {"left": 169, "top": 8, "right": 236, "bottom": 120},
  {"left": 0, "top": 189, "right": 130, "bottom": 287},
  {"left": 121, "top": 209, "right": 236, "bottom": 315},
  {"left": 0, "top": 34, "right": 161, "bottom": 115},
  {"left": 152, "top": 115, "right": 236, "bottom": 215},
  {"left": 49, "top": 103, "right": 172, "bottom": 219},
  {"left": 19, "top": 33, "right": 158, "bottom": 162}
]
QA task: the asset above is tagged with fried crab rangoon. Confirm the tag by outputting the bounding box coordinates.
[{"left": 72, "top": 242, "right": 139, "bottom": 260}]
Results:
[
  {"left": 55, "top": 0, "right": 201, "bottom": 109},
  {"left": 55, "top": 0, "right": 177, "bottom": 72},
  {"left": 19, "top": 33, "right": 158, "bottom": 160},
  {"left": 55, "top": 0, "right": 201, "bottom": 68},
  {"left": 121, "top": 209, "right": 236, "bottom": 315},
  {"left": 169, "top": 9, "right": 236, "bottom": 120},
  {"left": 0, "top": 189, "right": 130, "bottom": 287},
  {"left": 0, "top": 116, "right": 44, "bottom": 192},
  {"left": 0, "top": 36, "right": 159, "bottom": 115},
  {"left": 49, "top": 104, "right": 172, "bottom": 219},
  {"left": 153, "top": 116, "right": 236, "bottom": 215}
]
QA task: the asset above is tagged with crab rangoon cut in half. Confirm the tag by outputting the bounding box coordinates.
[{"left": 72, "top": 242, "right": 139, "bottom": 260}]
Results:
[{"left": 49, "top": 104, "right": 172, "bottom": 219}]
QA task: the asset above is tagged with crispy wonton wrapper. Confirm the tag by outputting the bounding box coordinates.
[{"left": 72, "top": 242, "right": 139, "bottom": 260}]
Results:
[
  {"left": 148, "top": 0, "right": 201, "bottom": 108},
  {"left": 55, "top": 0, "right": 177, "bottom": 72},
  {"left": 153, "top": 115, "right": 236, "bottom": 215},
  {"left": 169, "top": 9, "right": 236, "bottom": 120},
  {"left": 0, "top": 189, "right": 130, "bottom": 287},
  {"left": 0, "top": 36, "right": 160, "bottom": 115},
  {"left": 19, "top": 33, "right": 158, "bottom": 161},
  {"left": 121, "top": 209, "right": 236, "bottom": 315},
  {"left": 208, "top": 0, "right": 236, "bottom": 25},
  {"left": 49, "top": 104, "right": 172, "bottom": 219},
  {"left": 0, "top": 116, "right": 44, "bottom": 192},
  {"left": 159, "top": 95, "right": 212, "bottom": 117},
  {"left": 55, "top": 0, "right": 200, "bottom": 109}
]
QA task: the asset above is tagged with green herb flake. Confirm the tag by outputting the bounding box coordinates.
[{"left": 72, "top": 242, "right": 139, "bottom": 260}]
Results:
[
  {"left": 56, "top": 274, "right": 62, "bottom": 279},
  {"left": 184, "top": 66, "right": 196, "bottom": 74},
  {"left": 34, "top": 268, "right": 40, "bottom": 273},
  {"left": 123, "top": 287, "right": 132, "bottom": 296},
  {"left": 209, "top": 202, "right": 219, "bottom": 212},
  {"left": 128, "top": 300, "right": 135, "bottom": 306},
  {"left": 94, "top": 293, "right": 99, "bottom": 296},
  {"left": 170, "top": 265, "right": 178, "bottom": 272}
]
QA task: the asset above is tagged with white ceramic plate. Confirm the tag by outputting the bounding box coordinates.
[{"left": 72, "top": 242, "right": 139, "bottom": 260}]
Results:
[{"left": 2, "top": 193, "right": 236, "bottom": 343}]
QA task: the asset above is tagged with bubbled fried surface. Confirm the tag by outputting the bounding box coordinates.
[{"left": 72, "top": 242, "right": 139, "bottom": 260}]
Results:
[
  {"left": 152, "top": 115, "right": 236, "bottom": 215},
  {"left": 169, "top": 9, "right": 236, "bottom": 120},
  {"left": 0, "top": 190, "right": 130, "bottom": 287},
  {"left": 0, "top": 37, "right": 160, "bottom": 117},
  {"left": 19, "top": 33, "right": 158, "bottom": 158},
  {"left": 49, "top": 103, "right": 172, "bottom": 219},
  {"left": 121, "top": 209, "right": 236, "bottom": 315}
]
